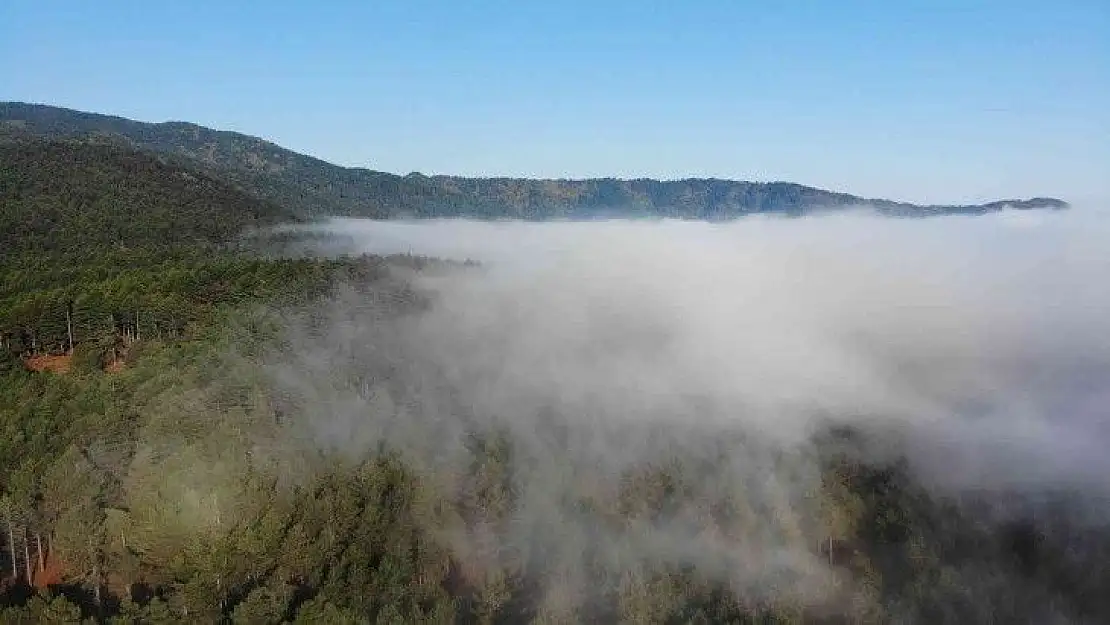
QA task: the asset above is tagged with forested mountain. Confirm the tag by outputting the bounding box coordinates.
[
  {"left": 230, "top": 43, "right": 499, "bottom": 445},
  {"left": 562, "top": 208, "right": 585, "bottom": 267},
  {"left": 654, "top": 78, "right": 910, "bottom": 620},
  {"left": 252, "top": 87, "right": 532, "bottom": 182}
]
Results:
[
  {"left": 0, "top": 138, "right": 297, "bottom": 262},
  {"left": 1, "top": 102, "right": 1069, "bottom": 220},
  {"left": 1, "top": 104, "right": 1103, "bottom": 624},
  {"left": 0, "top": 134, "right": 394, "bottom": 365}
]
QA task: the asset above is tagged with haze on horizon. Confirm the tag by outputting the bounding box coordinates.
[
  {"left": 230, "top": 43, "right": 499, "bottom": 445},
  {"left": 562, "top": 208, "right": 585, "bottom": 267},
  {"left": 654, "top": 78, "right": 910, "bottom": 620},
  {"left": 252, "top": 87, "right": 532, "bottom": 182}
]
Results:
[{"left": 4, "top": 0, "right": 1108, "bottom": 206}]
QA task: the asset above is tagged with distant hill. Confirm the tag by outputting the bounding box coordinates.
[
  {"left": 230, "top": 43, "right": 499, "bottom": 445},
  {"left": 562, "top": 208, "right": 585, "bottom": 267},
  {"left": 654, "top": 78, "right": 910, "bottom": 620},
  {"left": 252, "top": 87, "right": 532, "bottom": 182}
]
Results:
[
  {"left": 1, "top": 102, "right": 1069, "bottom": 219},
  {"left": 0, "top": 136, "right": 297, "bottom": 262}
]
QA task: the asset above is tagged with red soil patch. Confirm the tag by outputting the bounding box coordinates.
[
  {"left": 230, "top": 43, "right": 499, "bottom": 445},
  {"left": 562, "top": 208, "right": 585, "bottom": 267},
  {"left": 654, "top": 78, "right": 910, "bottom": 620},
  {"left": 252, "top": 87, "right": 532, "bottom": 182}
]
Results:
[
  {"left": 32, "top": 554, "right": 65, "bottom": 590},
  {"left": 24, "top": 352, "right": 73, "bottom": 374}
]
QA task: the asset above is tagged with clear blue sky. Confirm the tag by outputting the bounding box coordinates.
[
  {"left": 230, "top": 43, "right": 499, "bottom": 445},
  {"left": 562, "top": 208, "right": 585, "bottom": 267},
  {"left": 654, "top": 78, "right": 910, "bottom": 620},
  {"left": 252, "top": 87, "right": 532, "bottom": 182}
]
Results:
[{"left": 4, "top": 0, "right": 1108, "bottom": 204}]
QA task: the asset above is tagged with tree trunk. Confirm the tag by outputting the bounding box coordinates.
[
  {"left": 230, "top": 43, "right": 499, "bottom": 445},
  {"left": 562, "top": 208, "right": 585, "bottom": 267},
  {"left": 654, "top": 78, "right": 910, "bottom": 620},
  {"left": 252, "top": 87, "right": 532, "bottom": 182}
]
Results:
[
  {"left": 6, "top": 514, "right": 16, "bottom": 579},
  {"left": 23, "top": 530, "right": 32, "bottom": 582},
  {"left": 36, "top": 532, "right": 44, "bottom": 573},
  {"left": 66, "top": 303, "right": 75, "bottom": 353}
]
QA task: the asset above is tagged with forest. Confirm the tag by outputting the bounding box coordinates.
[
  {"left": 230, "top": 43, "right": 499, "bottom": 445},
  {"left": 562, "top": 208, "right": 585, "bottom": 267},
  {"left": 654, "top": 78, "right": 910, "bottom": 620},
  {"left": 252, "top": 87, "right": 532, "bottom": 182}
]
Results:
[{"left": 1, "top": 134, "right": 1108, "bottom": 624}]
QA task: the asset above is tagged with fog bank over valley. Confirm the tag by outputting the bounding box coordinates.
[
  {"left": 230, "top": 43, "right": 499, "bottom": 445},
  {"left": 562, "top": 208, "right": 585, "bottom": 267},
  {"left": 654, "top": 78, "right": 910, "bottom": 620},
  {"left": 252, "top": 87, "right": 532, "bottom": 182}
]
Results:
[
  {"left": 289, "top": 209, "right": 1110, "bottom": 494},
  {"left": 256, "top": 207, "right": 1110, "bottom": 617}
]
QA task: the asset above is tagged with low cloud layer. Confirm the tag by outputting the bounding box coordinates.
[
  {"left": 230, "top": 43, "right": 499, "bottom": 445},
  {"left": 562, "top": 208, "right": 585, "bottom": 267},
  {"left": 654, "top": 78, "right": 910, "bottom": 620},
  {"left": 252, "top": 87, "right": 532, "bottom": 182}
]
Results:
[
  {"left": 269, "top": 207, "right": 1110, "bottom": 614},
  {"left": 306, "top": 210, "right": 1110, "bottom": 489}
]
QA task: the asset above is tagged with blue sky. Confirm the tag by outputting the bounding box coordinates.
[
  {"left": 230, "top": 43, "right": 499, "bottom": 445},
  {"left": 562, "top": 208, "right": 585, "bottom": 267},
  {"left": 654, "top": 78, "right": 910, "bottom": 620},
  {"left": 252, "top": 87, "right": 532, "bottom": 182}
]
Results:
[{"left": 4, "top": 0, "right": 1108, "bottom": 204}]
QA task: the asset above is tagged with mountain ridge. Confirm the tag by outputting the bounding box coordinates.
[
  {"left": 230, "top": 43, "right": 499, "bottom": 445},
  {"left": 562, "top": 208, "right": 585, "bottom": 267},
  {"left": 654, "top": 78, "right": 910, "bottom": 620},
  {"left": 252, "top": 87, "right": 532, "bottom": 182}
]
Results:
[
  {"left": 1, "top": 102, "right": 1070, "bottom": 220},
  {"left": 0, "top": 136, "right": 298, "bottom": 262}
]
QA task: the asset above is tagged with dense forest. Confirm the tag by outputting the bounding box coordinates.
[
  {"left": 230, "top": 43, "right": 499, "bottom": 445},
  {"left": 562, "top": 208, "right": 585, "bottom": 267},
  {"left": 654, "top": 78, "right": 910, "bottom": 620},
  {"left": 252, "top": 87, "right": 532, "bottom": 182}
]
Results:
[
  {"left": 1, "top": 115, "right": 1106, "bottom": 624},
  {"left": 1, "top": 103, "right": 1068, "bottom": 221}
]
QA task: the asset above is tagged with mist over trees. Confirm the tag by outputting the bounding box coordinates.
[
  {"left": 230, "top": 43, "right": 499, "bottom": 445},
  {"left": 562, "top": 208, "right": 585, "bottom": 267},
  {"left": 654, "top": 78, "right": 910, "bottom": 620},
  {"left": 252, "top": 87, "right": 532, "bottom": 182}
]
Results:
[
  {"left": 1, "top": 111, "right": 1106, "bottom": 624},
  {"left": 5, "top": 249, "right": 1110, "bottom": 623}
]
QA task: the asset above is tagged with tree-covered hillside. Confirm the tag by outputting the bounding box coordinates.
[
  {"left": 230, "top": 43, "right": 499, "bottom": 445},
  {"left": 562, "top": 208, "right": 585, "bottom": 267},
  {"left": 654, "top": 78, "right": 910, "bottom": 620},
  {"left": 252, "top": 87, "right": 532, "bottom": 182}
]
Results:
[
  {"left": 0, "top": 138, "right": 296, "bottom": 262},
  {"left": 1, "top": 102, "right": 1069, "bottom": 220},
  {"left": 0, "top": 104, "right": 1104, "bottom": 625},
  {"left": 0, "top": 136, "right": 310, "bottom": 360}
]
